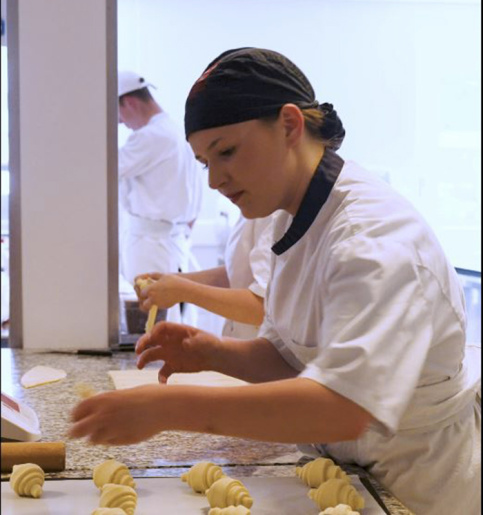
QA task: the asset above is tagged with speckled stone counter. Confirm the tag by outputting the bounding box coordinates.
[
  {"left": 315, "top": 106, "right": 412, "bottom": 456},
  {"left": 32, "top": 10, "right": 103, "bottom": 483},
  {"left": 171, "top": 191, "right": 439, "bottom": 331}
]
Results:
[{"left": 1, "top": 349, "right": 412, "bottom": 514}]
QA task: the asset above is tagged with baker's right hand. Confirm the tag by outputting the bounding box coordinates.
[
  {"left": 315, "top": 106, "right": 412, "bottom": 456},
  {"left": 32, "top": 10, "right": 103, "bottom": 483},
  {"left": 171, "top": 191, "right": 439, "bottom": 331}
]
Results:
[{"left": 135, "top": 321, "right": 220, "bottom": 383}]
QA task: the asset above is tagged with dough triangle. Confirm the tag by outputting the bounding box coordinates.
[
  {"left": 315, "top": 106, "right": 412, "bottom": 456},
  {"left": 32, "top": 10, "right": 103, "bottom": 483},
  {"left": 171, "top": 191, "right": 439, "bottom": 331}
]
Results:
[{"left": 21, "top": 365, "right": 67, "bottom": 388}]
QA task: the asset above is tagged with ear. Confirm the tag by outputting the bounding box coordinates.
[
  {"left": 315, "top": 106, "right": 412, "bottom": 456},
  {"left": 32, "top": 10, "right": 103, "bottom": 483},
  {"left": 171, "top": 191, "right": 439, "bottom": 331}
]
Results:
[
  {"left": 121, "top": 95, "right": 136, "bottom": 110},
  {"left": 279, "top": 104, "right": 304, "bottom": 147}
]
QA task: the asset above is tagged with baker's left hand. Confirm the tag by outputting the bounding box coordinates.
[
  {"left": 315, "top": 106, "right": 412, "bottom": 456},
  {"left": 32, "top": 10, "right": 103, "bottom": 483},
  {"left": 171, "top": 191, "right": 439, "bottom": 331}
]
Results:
[
  {"left": 136, "top": 273, "right": 191, "bottom": 311},
  {"left": 68, "top": 385, "right": 166, "bottom": 445}
]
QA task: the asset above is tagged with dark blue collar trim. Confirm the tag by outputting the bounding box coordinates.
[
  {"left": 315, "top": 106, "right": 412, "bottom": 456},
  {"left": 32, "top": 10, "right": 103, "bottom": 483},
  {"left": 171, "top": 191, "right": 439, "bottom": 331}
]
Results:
[{"left": 272, "top": 149, "right": 344, "bottom": 256}]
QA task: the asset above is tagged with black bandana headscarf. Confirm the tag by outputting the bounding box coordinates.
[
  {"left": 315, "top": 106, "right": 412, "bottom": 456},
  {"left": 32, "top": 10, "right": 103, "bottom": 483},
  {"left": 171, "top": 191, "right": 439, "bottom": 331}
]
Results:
[{"left": 184, "top": 47, "right": 345, "bottom": 150}]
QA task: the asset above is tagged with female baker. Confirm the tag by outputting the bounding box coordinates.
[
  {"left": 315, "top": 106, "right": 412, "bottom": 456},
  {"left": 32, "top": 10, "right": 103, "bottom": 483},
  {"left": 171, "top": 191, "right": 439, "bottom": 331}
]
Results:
[{"left": 70, "top": 48, "right": 480, "bottom": 514}]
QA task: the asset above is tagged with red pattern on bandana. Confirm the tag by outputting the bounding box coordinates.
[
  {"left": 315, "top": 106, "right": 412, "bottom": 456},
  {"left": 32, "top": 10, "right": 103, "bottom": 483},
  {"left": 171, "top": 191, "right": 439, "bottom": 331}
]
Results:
[{"left": 188, "top": 62, "right": 220, "bottom": 98}]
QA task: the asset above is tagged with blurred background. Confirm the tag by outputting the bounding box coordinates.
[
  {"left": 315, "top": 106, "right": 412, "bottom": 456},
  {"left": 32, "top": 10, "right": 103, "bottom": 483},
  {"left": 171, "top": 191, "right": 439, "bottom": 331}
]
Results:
[{"left": 1, "top": 0, "right": 480, "bottom": 344}]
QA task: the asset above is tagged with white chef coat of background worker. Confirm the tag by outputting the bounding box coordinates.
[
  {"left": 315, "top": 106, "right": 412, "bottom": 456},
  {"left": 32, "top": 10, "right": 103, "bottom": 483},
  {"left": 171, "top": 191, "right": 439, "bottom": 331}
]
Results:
[
  {"left": 222, "top": 212, "right": 277, "bottom": 339},
  {"left": 118, "top": 71, "right": 203, "bottom": 322}
]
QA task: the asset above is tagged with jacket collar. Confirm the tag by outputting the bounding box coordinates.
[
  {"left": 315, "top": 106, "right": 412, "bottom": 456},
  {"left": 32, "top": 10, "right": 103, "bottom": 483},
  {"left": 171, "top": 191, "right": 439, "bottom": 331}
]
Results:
[{"left": 272, "top": 149, "right": 344, "bottom": 255}]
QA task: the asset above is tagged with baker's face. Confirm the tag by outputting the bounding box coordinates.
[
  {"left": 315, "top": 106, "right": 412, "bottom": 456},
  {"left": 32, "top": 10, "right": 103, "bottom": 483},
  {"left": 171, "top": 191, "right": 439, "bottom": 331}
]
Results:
[
  {"left": 189, "top": 118, "right": 292, "bottom": 219},
  {"left": 118, "top": 101, "right": 132, "bottom": 128},
  {"left": 118, "top": 98, "right": 143, "bottom": 130}
]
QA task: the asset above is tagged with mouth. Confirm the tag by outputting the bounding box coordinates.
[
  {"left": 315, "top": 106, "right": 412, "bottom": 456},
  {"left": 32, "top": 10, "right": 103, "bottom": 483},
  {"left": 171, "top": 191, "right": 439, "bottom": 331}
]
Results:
[{"left": 224, "top": 191, "right": 244, "bottom": 205}]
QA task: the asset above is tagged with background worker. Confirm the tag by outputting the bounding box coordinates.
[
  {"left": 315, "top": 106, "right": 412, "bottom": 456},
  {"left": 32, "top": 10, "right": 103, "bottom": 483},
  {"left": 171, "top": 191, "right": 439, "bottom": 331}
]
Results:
[
  {"left": 135, "top": 212, "right": 277, "bottom": 339},
  {"left": 117, "top": 71, "right": 203, "bottom": 323}
]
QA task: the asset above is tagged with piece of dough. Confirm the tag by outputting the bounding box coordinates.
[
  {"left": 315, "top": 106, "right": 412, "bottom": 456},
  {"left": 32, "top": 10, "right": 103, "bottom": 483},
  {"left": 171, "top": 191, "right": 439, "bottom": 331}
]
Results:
[
  {"left": 99, "top": 483, "right": 137, "bottom": 515},
  {"left": 296, "top": 458, "right": 350, "bottom": 488},
  {"left": 93, "top": 459, "right": 136, "bottom": 489},
  {"left": 145, "top": 304, "right": 158, "bottom": 332},
  {"left": 9, "top": 463, "right": 45, "bottom": 498},
  {"left": 135, "top": 278, "right": 158, "bottom": 332},
  {"left": 20, "top": 365, "right": 67, "bottom": 388},
  {"left": 308, "top": 478, "right": 365, "bottom": 511},
  {"left": 91, "top": 508, "right": 127, "bottom": 515},
  {"left": 209, "top": 506, "right": 251, "bottom": 515},
  {"left": 319, "top": 504, "right": 361, "bottom": 515},
  {"left": 206, "top": 477, "right": 253, "bottom": 509},
  {"left": 181, "top": 461, "right": 225, "bottom": 493}
]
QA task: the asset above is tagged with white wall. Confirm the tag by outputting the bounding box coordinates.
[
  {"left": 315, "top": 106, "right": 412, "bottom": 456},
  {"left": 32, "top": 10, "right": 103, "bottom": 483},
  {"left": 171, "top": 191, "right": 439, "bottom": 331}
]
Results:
[
  {"left": 117, "top": 0, "right": 481, "bottom": 271},
  {"left": 8, "top": 0, "right": 118, "bottom": 349}
]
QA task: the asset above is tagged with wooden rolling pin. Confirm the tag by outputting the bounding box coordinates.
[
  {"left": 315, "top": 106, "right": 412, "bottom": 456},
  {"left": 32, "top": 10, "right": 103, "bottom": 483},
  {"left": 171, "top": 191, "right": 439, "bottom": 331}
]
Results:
[{"left": 1, "top": 442, "right": 66, "bottom": 472}]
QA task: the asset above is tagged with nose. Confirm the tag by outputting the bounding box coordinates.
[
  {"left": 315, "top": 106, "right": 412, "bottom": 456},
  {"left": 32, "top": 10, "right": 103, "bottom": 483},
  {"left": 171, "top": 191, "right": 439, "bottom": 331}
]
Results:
[{"left": 208, "top": 164, "right": 228, "bottom": 191}]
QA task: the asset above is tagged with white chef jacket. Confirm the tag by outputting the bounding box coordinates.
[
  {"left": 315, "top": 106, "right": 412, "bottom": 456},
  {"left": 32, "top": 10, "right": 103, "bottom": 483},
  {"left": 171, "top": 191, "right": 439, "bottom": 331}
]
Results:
[
  {"left": 118, "top": 111, "right": 203, "bottom": 322},
  {"left": 222, "top": 213, "right": 276, "bottom": 339},
  {"left": 259, "top": 152, "right": 481, "bottom": 515}
]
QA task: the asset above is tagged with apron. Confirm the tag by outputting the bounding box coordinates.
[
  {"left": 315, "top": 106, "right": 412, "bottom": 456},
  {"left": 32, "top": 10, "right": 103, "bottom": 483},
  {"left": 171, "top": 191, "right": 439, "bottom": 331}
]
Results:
[
  {"left": 303, "top": 346, "right": 482, "bottom": 515},
  {"left": 121, "top": 213, "right": 196, "bottom": 324}
]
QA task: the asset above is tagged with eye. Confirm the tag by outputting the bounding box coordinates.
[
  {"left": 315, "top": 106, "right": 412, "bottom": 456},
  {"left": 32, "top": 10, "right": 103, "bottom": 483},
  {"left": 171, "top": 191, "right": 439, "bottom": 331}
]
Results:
[
  {"left": 219, "top": 146, "right": 236, "bottom": 158},
  {"left": 197, "top": 158, "right": 209, "bottom": 170}
]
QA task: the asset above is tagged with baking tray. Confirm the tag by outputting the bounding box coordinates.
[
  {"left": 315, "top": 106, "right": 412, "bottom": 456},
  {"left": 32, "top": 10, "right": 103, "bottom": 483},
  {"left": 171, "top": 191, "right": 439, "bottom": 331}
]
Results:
[{"left": 1, "top": 475, "right": 387, "bottom": 514}]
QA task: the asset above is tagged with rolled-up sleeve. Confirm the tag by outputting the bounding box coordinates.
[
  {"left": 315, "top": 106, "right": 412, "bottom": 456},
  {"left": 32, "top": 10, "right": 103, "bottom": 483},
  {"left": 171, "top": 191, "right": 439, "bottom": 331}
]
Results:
[{"left": 299, "top": 237, "right": 433, "bottom": 433}]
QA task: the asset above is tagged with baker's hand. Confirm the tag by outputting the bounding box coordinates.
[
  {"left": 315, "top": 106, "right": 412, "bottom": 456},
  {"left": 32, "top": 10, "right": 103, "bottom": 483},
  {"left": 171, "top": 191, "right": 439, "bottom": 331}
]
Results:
[
  {"left": 69, "top": 385, "right": 165, "bottom": 445},
  {"left": 134, "top": 273, "right": 161, "bottom": 312},
  {"left": 135, "top": 273, "right": 189, "bottom": 311},
  {"left": 135, "top": 321, "right": 220, "bottom": 383}
]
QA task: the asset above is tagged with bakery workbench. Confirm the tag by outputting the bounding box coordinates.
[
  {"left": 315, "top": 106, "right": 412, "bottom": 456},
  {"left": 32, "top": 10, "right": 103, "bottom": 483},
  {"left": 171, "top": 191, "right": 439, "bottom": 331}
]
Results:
[{"left": 0, "top": 348, "right": 412, "bottom": 514}]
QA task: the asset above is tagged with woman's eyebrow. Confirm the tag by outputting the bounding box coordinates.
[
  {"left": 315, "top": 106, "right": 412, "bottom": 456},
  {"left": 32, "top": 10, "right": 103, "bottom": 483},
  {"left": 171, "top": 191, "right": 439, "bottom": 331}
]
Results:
[
  {"left": 208, "top": 137, "right": 223, "bottom": 151},
  {"left": 195, "top": 137, "right": 224, "bottom": 161}
]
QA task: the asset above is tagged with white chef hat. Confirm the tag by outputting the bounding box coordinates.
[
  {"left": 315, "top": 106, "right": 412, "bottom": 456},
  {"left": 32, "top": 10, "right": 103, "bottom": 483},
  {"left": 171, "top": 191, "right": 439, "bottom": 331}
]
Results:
[{"left": 118, "top": 71, "right": 156, "bottom": 97}]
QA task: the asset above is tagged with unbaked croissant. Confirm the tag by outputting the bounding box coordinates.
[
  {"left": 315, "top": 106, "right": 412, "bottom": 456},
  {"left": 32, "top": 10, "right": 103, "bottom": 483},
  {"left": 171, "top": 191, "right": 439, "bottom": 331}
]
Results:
[
  {"left": 308, "top": 478, "right": 365, "bottom": 511},
  {"left": 296, "top": 457, "right": 349, "bottom": 487},
  {"left": 91, "top": 508, "right": 127, "bottom": 515},
  {"left": 206, "top": 477, "right": 253, "bottom": 509},
  {"left": 320, "top": 503, "right": 361, "bottom": 515},
  {"left": 209, "top": 506, "right": 251, "bottom": 515},
  {"left": 99, "top": 483, "right": 137, "bottom": 515},
  {"left": 9, "top": 463, "right": 45, "bottom": 498},
  {"left": 181, "top": 461, "right": 225, "bottom": 493},
  {"left": 93, "top": 459, "right": 136, "bottom": 489}
]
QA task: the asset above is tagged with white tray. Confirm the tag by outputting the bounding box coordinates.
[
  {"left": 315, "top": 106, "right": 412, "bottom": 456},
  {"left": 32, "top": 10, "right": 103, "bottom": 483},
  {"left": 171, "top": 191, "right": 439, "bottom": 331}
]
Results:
[{"left": 1, "top": 475, "right": 387, "bottom": 514}]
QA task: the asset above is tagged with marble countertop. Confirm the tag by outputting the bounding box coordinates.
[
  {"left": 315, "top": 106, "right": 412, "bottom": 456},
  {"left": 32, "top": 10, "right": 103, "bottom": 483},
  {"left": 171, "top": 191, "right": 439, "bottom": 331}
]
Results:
[{"left": 0, "top": 348, "right": 412, "bottom": 514}]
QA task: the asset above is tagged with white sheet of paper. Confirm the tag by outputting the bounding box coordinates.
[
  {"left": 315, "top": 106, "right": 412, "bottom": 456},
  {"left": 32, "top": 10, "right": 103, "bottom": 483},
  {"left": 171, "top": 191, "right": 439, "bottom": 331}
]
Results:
[
  {"left": 1, "top": 476, "right": 387, "bottom": 514},
  {"left": 108, "top": 369, "right": 248, "bottom": 390}
]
